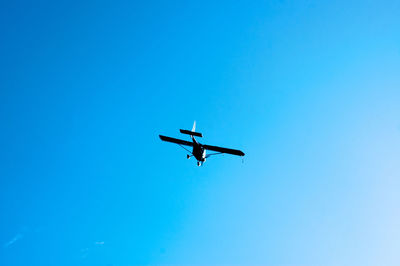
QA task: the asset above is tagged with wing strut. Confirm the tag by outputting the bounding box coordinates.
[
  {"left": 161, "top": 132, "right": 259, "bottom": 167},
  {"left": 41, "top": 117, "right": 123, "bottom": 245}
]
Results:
[
  {"left": 205, "top": 152, "right": 223, "bottom": 158},
  {"left": 179, "top": 144, "right": 193, "bottom": 155}
]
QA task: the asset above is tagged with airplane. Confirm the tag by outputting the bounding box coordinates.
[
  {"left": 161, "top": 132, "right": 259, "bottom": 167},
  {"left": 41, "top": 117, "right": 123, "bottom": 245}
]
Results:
[{"left": 159, "top": 121, "right": 245, "bottom": 166}]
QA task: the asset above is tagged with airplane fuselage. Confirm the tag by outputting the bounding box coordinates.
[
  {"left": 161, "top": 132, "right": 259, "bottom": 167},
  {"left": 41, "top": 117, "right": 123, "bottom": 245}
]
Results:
[{"left": 191, "top": 137, "right": 206, "bottom": 163}]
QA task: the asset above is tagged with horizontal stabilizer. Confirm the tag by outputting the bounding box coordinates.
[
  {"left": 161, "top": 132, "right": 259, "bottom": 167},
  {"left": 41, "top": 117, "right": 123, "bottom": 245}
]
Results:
[{"left": 180, "top": 129, "right": 203, "bottom": 137}]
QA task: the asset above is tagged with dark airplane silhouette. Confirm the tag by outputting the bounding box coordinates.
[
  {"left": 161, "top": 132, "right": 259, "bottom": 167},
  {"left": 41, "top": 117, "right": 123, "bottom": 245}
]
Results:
[{"left": 159, "top": 121, "right": 245, "bottom": 166}]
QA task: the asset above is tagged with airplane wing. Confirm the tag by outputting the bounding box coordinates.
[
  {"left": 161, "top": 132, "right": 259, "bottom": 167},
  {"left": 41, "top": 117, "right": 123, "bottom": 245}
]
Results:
[
  {"left": 159, "top": 135, "right": 193, "bottom": 147},
  {"left": 203, "top": 144, "right": 245, "bottom": 156}
]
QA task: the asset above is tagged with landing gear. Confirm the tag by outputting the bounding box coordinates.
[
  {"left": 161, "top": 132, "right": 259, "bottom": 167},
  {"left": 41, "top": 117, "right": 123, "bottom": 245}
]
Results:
[
  {"left": 197, "top": 161, "right": 201, "bottom": 166},
  {"left": 187, "top": 154, "right": 190, "bottom": 159}
]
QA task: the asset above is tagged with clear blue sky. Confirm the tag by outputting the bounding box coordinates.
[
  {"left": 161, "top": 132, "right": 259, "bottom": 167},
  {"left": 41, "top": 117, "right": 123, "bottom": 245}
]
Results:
[{"left": 1, "top": 0, "right": 400, "bottom": 265}]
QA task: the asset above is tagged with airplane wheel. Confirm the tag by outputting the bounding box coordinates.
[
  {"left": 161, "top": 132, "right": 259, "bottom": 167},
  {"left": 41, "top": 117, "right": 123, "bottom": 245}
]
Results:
[
  {"left": 187, "top": 155, "right": 190, "bottom": 159},
  {"left": 197, "top": 162, "right": 201, "bottom": 166}
]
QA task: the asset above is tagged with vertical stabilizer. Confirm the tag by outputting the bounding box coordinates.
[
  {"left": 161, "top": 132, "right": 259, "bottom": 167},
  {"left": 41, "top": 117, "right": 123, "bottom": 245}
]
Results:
[{"left": 179, "top": 121, "right": 203, "bottom": 137}]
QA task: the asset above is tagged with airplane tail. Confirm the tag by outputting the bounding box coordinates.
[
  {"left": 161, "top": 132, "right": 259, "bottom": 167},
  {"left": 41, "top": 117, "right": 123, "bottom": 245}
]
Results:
[
  {"left": 192, "top": 121, "right": 196, "bottom": 132},
  {"left": 180, "top": 121, "right": 203, "bottom": 138}
]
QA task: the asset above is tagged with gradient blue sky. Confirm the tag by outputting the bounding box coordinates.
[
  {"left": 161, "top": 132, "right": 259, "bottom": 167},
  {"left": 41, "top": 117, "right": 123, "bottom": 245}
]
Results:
[{"left": 1, "top": 0, "right": 400, "bottom": 265}]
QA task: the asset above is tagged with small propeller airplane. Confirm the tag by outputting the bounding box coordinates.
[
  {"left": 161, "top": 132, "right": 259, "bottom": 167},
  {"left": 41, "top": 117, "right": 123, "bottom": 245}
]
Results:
[{"left": 159, "top": 121, "right": 245, "bottom": 166}]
